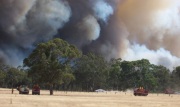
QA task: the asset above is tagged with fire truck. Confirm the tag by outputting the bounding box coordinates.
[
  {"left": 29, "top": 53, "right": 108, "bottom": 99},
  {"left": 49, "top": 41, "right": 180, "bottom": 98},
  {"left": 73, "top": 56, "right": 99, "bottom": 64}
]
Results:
[{"left": 134, "top": 87, "right": 148, "bottom": 96}]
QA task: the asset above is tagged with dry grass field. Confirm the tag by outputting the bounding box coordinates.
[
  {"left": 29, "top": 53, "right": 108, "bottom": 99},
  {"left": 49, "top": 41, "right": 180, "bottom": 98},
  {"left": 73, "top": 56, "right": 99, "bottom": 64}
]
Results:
[{"left": 0, "top": 88, "right": 180, "bottom": 107}]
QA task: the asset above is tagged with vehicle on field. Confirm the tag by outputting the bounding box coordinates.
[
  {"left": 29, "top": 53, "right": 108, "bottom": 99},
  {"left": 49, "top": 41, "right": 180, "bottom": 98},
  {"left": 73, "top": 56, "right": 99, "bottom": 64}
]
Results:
[
  {"left": 95, "top": 89, "right": 106, "bottom": 92},
  {"left": 32, "top": 84, "right": 40, "bottom": 95},
  {"left": 17, "top": 85, "right": 29, "bottom": 94},
  {"left": 164, "top": 88, "right": 174, "bottom": 94},
  {"left": 134, "top": 87, "right": 148, "bottom": 96}
]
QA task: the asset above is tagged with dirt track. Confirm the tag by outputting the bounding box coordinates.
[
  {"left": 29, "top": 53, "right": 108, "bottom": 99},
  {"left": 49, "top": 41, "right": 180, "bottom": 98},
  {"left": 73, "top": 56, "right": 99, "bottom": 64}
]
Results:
[{"left": 0, "top": 88, "right": 180, "bottom": 107}]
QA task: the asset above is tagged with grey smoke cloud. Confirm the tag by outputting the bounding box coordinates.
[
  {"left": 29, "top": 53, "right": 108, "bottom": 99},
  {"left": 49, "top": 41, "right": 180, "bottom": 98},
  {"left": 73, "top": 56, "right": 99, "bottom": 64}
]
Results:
[
  {"left": 77, "top": 15, "right": 100, "bottom": 44},
  {"left": 118, "top": 0, "right": 180, "bottom": 70},
  {"left": 118, "top": 0, "right": 180, "bottom": 52},
  {"left": 58, "top": 0, "right": 119, "bottom": 49},
  {"left": 8, "top": 0, "right": 71, "bottom": 47},
  {"left": 0, "top": 0, "right": 71, "bottom": 65},
  {"left": 92, "top": 0, "right": 114, "bottom": 22},
  {"left": 0, "top": 0, "right": 180, "bottom": 70}
]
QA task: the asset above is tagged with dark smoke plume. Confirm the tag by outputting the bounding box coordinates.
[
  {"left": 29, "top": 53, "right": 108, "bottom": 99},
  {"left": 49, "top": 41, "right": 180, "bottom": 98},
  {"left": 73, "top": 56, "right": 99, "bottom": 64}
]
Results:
[
  {"left": 58, "top": 0, "right": 122, "bottom": 59},
  {"left": 0, "top": 0, "right": 71, "bottom": 65},
  {"left": 0, "top": 0, "right": 180, "bottom": 70}
]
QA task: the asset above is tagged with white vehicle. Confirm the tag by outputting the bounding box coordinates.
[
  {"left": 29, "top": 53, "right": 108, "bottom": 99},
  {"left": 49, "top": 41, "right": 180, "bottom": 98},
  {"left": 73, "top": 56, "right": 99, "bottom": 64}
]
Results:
[
  {"left": 17, "top": 85, "right": 29, "bottom": 94},
  {"left": 95, "top": 89, "right": 105, "bottom": 92}
]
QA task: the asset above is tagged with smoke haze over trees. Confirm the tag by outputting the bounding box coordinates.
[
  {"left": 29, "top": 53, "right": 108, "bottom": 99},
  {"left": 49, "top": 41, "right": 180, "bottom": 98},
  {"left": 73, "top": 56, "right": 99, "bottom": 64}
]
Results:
[{"left": 0, "top": 0, "right": 180, "bottom": 70}]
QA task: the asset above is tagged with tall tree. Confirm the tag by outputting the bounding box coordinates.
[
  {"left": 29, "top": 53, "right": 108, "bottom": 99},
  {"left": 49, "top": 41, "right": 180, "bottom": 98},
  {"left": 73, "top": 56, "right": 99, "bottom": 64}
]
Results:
[
  {"left": 152, "top": 65, "right": 170, "bottom": 92},
  {"left": 23, "top": 38, "right": 81, "bottom": 95},
  {"left": 120, "top": 60, "right": 135, "bottom": 90},
  {"left": 0, "top": 63, "right": 28, "bottom": 88},
  {"left": 108, "top": 58, "right": 122, "bottom": 90},
  {"left": 175, "top": 66, "right": 180, "bottom": 79},
  {"left": 0, "top": 70, "right": 6, "bottom": 87},
  {"left": 171, "top": 66, "right": 180, "bottom": 89},
  {"left": 133, "top": 59, "right": 157, "bottom": 90},
  {"left": 120, "top": 59, "right": 157, "bottom": 91},
  {"left": 74, "top": 53, "right": 109, "bottom": 91}
]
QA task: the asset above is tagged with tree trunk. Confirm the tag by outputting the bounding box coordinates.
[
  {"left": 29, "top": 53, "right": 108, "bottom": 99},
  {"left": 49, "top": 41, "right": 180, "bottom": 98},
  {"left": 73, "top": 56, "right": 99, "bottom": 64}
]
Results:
[
  {"left": 11, "top": 88, "right": 14, "bottom": 94},
  {"left": 50, "top": 84, "right": 53, "bottom": 95}
]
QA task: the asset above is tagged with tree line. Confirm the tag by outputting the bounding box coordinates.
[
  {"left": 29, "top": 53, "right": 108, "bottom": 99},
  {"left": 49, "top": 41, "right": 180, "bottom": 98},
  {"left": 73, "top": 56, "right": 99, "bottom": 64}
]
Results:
[{"left": 0, "top": 38, "right": 180, "bottom": 94}]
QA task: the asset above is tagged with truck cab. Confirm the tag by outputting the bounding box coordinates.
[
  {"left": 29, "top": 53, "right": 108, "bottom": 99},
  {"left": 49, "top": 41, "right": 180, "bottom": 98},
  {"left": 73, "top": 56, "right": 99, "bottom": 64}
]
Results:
[{"left": 32, "top": 84, "right": 40, "bottom": 95}]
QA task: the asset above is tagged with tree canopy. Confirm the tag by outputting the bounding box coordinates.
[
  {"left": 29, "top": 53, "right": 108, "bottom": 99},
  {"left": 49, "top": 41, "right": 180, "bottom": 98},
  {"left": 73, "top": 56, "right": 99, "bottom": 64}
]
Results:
[
  {"left": 73, "top": 53, "right": 109, "bottom": 91},
  {"left": 23, "top": 38, "right": 81, "bottom": 94}
]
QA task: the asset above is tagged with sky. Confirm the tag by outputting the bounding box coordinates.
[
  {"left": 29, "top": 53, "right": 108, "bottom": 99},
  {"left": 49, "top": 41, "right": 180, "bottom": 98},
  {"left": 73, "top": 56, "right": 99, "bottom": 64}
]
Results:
[{"left": 0, "top": 0, "right": 180, "bottom": 71}]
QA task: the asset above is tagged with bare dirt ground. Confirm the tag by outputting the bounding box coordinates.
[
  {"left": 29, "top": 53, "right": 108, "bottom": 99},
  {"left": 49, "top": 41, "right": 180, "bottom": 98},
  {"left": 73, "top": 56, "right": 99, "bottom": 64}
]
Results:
[{"left": 0, "top": 88, "right": 180, "bottom": 107}]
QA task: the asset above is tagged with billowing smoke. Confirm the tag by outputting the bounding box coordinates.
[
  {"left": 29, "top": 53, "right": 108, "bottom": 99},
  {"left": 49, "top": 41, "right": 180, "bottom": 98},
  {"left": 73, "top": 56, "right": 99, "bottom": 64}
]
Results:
[
  {"left": 118, "top": 0, "right": 180, "bottom": 70},
  {"left": 124, "top": 44, "right": 180, "bottom": 71},
  {"left": 0, "top": 0, "right": 71, "bottom": 65},
  {"left": 80, "top": 15, "right": 100, "bottom": 41},
  {"left": 0, "top": 0, "right": 180, "bottom": 70},
  {"left": 92, "top": 0, "right": 114, "bottom": 22}
]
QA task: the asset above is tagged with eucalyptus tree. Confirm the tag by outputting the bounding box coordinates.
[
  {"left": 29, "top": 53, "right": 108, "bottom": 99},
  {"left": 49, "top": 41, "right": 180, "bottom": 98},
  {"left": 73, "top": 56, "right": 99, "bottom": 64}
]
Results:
[
  {"left": 152, "top": 65, "right": 171, "bottom": 92},
  {"left": 23, "top": 38, "right": 81, "bottom": 95},
  {"left": 133, "top": 59, "right": 157, "bottom": 90},
  {"left": 74, "top": 53, "right": 109, "bottom": 91},
  {"left": 108, "top": 58, "right": 122, "bottom": 90},
  {"left": 170, "top": 67, "right": 180, "bottom": 89},
  {"left": 120, "top": 59, "right": 157, "bottom": 91},
  {"left": 0, "top": 69, "right": 6, "bottom": 87},
  {"left": 120, "top": 60, "right": 136, "bottom": 90},
  {"left": 0, "top": 63, "right": 27, "bottom": 88},
  {"left": 175, "top": 66, "right": 180, "bottom": 79}
]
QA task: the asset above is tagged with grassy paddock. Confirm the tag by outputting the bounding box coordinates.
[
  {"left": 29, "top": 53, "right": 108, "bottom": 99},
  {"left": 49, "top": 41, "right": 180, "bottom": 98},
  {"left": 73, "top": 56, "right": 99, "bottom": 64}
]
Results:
[{"left": 0, "top": 88, "right": 180, "bottom": 107}]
